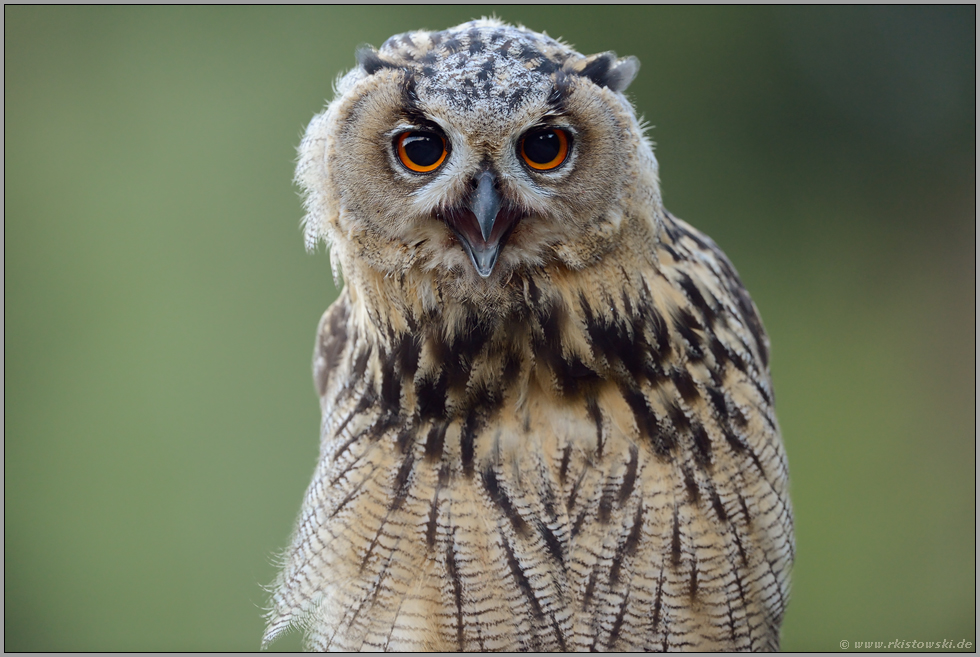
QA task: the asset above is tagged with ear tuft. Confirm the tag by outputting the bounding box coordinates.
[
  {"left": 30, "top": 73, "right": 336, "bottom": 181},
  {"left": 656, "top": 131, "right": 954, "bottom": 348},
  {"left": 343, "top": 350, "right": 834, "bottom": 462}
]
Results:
[
  {"left": 355, "top": 46, "right": 397, "bottom": 75},
  {"left": 606, "top": 55, "right": 640, "bottom": 93},
  {"left": 575, "top": 52, "right": 640, "bottom": 93}
]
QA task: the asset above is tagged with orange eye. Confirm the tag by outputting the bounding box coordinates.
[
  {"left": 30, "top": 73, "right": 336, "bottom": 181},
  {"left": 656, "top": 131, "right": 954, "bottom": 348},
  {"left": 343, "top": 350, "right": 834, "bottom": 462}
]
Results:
[
  {"left": 396, "top": 131, "right": 447, "bottom": 173},
  {"left": 519, "top": 128, "right": 570, "bottom": 171}
]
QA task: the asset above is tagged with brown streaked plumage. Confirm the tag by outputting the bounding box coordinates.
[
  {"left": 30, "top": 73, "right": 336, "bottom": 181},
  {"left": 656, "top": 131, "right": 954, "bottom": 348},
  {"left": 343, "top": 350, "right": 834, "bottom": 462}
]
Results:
[{"left": 265, "top": 19, "right": 793, "bottom": 652}]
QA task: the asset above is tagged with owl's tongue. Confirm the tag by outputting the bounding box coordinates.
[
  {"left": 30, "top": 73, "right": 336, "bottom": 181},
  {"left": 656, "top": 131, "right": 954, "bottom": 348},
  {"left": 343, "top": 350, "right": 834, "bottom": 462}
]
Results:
[{"left": 445, "top": 171, "right": 521, "bottom": 278}]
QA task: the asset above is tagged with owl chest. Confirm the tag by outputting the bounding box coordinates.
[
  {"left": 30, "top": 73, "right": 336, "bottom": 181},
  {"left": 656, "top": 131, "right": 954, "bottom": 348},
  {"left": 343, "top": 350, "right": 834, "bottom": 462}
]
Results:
[{"left": 313, "top": 375, "right": 676, "bottom": 650}]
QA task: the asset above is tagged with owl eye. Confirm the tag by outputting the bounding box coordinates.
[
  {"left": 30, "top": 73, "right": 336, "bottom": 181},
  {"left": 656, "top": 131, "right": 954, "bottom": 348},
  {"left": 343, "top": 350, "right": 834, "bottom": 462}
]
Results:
[
  {"left": 519, "top": 128, "right": 570, "bottom": 171},
  {"left": 395, "top": 131, "right": 448, "bottom": 173}
]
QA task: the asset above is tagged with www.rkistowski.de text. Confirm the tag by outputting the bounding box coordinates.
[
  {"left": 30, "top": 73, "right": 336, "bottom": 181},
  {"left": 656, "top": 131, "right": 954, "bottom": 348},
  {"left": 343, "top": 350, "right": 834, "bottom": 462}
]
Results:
[{"left": 840, "top": 639, "right": 973, "bottom": 650}]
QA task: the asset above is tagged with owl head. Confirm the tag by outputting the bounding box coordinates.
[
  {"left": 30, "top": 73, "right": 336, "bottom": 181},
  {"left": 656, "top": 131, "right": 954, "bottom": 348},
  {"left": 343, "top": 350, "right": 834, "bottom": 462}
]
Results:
[{"left": 297, "top": 19, "right": 660, "bottom": 298}]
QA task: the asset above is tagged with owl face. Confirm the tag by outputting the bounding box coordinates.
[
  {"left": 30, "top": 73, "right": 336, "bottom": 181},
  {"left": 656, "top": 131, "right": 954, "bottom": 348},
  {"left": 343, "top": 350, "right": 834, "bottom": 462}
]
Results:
[{"left": 299, "top": 20, "right": 657, "bottom": 290}]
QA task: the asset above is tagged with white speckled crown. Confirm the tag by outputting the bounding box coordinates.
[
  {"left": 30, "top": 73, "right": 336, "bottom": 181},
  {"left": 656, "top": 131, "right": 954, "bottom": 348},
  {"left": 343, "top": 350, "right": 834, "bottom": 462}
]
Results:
[{"left": 357, "top": 19, "right": 638, "bottom": 115}]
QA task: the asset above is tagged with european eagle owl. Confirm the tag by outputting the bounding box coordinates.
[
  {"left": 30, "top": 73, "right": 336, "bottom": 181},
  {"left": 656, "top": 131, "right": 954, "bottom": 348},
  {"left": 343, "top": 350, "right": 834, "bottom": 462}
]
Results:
[{"left": 265, "top": 19, "right": 793, "bottom": 652}]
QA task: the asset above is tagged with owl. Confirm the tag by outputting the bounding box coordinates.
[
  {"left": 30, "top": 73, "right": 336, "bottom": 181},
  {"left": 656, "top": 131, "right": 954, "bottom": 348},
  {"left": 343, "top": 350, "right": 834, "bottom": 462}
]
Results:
[{"left": 264, "top": 19, "right": 793, "bottom": 652}]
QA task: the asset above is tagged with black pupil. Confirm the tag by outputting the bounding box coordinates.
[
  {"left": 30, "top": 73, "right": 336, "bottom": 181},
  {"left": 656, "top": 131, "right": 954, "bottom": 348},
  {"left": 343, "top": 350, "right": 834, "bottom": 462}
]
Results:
[
  {"left": 523, "top": 130, "right": 562, "bottom": 164},
  {"left": 402, "top": 132, "right": 443, "bottom": 166}
]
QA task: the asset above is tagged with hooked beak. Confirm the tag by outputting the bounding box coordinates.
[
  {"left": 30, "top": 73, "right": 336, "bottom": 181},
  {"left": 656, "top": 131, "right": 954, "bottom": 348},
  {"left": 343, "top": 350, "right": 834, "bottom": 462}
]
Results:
[{"left": 443, "top": 171, "right": 521, "bottom": 278}]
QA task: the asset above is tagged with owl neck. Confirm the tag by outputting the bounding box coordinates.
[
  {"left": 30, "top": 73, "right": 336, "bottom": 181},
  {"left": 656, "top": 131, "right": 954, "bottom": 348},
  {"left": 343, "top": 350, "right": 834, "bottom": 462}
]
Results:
[{"left": 330, "top": 226, "right": 673, "bottom": 428}]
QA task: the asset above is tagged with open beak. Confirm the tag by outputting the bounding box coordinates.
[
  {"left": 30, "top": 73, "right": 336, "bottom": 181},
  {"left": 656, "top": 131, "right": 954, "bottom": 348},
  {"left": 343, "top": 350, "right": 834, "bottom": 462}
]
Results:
[{"left": 443, "top": 170, "right": 521, "bottom": 278}]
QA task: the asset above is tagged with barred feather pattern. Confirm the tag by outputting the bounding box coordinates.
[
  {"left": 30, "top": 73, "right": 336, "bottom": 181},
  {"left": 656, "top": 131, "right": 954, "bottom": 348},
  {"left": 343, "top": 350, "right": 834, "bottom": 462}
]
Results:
[{"left": 264, "top": 209, "right": 793, "bottom": 651}]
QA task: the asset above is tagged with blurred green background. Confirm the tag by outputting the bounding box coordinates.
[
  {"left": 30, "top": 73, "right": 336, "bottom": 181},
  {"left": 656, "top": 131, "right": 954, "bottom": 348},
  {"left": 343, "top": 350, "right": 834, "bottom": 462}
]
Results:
[{"left": 5, "top": 6, "right": 975, "bottom": 652}]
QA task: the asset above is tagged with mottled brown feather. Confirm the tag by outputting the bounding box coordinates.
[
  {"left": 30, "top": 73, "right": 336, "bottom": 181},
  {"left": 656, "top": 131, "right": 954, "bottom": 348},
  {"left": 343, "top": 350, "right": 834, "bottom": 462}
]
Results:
[{"left": 265, "top": 18, "right": 792, "bottom": 652}]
